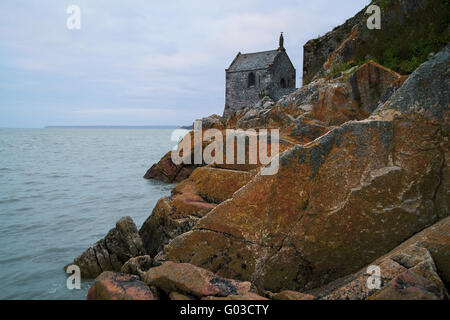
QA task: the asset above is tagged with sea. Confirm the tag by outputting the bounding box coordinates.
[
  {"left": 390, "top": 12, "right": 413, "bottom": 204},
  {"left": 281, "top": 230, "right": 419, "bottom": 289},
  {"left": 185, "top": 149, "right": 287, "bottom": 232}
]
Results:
[{"left": 0, "top": 128, "right": 178, "bottom": 300}]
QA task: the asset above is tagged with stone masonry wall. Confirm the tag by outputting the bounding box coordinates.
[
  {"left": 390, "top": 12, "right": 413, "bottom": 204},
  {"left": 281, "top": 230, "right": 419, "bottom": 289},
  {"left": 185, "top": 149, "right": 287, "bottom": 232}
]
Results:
[
  {"left": 224, "top": 51, "right": 296, "bottom": 117},
  {"left": 268, "top": 52, "right": 296, "bottom": 101},
  {"left": 224, "top": 69, "right": 270, "bottom": 116}
]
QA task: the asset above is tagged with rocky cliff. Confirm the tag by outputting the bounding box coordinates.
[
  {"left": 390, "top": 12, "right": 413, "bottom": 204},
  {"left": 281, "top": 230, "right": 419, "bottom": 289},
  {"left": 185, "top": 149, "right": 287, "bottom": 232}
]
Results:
[
  {"left": 68, "top": 1, "right": 449, "bottom": 300},
  {"left": 158, "top": 44, "right": 449, "bottom": 293},
  {"left": 303, "top": 0, "right": 450, "bottom": 84}
]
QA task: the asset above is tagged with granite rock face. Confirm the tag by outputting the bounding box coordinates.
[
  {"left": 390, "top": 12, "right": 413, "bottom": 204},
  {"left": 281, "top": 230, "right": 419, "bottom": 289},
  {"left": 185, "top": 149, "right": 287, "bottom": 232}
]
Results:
[
  {"left": 310, "top": 217, "right": 450, "bottom": 300},
  {"left": 173, "top": 166, "right": 256, "bottom": 205},
  {"left": 144, "top": 126, "right": 294, "bottom": 183},
  {"left": 368, "top": 268, "right": 446, "bottom": 300},
  {"left": 120, "top": 255, "right": 154, "bottom": 279},
  {"left": 87, "top": 271, "right": 155, "bottom": 300},
  {"left": 139, "top": 166, "right": 256, "bottom": 257},
  {"left": 86, "top": 215, "right": 449, "bottom": 300},
  {"left": 87, "top": 262, "right": 268, "bottom": 300},
  {"left": 144, "top": 261, "right": 265, "bottom": 300},
  {"left": 226, "top": 61, "right": 405, "bottom": 140},
  {"left": 139, "top": 192, "right": 212, "bottom": 258},
  {"left": 199, "top": 114, "right": 226, "bottom": 130},
  {"left": 158, "top": 45, "right": 449, "bottom": 293},
  {"left": 143, "top": 151, "right": 199, "bottom": 183},
  {"left": 302, "top": 6, "right": 364, "bottom": 84},
  {"left": 145, "top": 60, "right": 405, "bottom": 184},
  {"left": 67, "top": 217, "right": 147, "bottom": 279},
  {"left": 271, "top": 291, "right": 315, "bottom": 300}
]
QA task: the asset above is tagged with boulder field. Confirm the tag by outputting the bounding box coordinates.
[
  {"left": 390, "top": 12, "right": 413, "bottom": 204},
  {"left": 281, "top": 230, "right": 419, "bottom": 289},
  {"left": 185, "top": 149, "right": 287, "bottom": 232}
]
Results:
[
  {"left": 67, "top": 2, "right": 449, "bottom": 300},
  {"left": 88, "top": 216, "right": 449, "bottom": 300}
]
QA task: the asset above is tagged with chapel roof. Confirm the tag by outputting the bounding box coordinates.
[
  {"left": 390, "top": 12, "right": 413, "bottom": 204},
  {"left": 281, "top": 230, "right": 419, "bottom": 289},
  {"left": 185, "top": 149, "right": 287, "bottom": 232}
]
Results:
[{"left": 227, "top": 49, "right": 281, "bottom": 72}]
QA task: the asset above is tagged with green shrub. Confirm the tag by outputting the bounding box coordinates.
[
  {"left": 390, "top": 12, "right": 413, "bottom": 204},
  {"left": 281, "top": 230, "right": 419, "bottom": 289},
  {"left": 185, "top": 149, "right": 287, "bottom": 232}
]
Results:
[
  {"left": 355, "top": 0, "right": 450, "bottom": 75},
  {"left": 327, "top": 62, "right": 354, "bottom": 79}
]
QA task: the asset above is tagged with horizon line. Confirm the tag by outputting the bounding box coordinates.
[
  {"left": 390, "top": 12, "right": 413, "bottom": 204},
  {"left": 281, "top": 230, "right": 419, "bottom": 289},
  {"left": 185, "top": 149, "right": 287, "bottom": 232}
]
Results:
[{"left": 0, "top": 125, "right": 190, "bottom": 129}]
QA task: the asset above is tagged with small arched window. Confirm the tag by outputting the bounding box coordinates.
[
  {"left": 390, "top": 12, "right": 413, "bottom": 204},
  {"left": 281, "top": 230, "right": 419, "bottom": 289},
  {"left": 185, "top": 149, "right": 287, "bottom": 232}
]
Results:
[
  {"left": 248, "top": 72, "right": 256, "bottom": 88},
  {"left": 280, "top": 78, "right": 287, "bottom": 88}
]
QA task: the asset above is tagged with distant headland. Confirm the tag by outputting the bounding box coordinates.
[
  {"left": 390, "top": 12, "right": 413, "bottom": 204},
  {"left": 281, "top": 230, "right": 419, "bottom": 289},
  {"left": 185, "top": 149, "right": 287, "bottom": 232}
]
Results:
[{"left": 44, "top": 125, "right": 181, "bottom": 129}]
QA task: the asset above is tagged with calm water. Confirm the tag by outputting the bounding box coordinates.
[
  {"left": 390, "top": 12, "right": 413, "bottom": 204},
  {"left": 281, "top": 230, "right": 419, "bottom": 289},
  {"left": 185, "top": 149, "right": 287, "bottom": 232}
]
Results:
[{"left": 0, "top": 128, "right": 176, "bottom": 300}]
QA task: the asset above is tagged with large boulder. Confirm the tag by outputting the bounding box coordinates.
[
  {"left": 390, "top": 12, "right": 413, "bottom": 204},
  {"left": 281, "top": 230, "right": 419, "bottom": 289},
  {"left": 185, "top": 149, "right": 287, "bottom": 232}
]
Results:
[
  {"left": 139, "top": 194, "right": 212, "bottom": 258},
  {"left": 368, "top": 268, "right": 446, "bottom": 300},
  {"left": 143, "top": 151, "right": 199, "bottom": 183},
  {"left": 158, "top": 45, "right": 449, "bottom": 293},
  {"left": 87, "top": 271, "right": 155, "bottom": 300},
  {"left": 144, "top": 130, "right": 209, "bottom": 183},
  {"left": 199, "top": 114, "right": 226, "bottom": 130},
  {"left": 173, "top": 166, "right": 255, "bottom": 204},
  {"left": 139, "top": 166, "right": 256, "bottom": 257},
  {"left": 120, "top": 255, "right": 154, "bottom": 279},
  {"left": 66, "top": 217, "right": 147, "bottom": 279},
  {"left": 143, "top": 261, "right": 263, "bottom": 299},
  {"left": 271, "top": 291, "right": 315, "bottom": 300},
  {"left": 201, "top": 292, "right": 268, "bottom": 300},
  {"left": 228, "top": 61, "right": 405, "bottom": 144},
  {"left": 308, "top": 217, "right": 449, "bottom": 300},
  {"left": 294, "top": 61, "right": 404, "bottom": 126},
  {"left": 144, "top": 127, "right": 294, "bottom": 183}
]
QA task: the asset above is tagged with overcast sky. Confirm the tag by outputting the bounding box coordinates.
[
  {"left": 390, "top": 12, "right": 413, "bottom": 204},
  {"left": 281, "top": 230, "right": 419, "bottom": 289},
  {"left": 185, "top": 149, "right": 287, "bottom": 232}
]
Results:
[{"left": 0, "top": 0, "right": 369, "bottom": 127}]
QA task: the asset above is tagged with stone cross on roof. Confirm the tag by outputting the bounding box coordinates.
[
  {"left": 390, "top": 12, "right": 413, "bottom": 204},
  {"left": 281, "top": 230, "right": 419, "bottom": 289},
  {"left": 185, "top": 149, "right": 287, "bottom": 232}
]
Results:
[{"left": 279, "top": 32, "right": 285, "bottom": 51}]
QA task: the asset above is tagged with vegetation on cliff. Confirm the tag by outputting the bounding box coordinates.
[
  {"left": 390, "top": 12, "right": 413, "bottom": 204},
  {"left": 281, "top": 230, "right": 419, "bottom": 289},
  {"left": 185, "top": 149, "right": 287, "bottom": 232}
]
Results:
[
  {"left": 359, "top": 0, "right": 450, "bottom": 74},
  {"left": 303, "top": 0, "right": 450, "bottom": 84}
]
